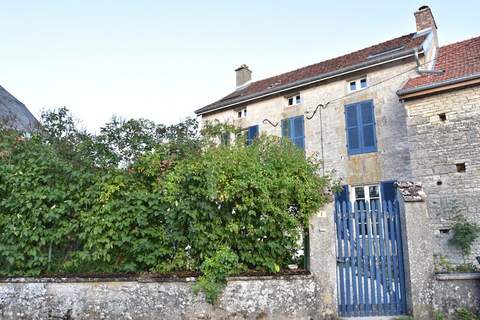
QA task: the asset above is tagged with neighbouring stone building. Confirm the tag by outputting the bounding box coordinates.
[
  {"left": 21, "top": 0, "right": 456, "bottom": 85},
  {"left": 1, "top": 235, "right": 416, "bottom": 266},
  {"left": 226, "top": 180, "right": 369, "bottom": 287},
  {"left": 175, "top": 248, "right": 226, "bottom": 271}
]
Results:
[
  {"left": 0, "top": 85, "right": 38, "bottom": 131},
  {"left": 397, "top": 37, "right": 480, "bottom": 265}
]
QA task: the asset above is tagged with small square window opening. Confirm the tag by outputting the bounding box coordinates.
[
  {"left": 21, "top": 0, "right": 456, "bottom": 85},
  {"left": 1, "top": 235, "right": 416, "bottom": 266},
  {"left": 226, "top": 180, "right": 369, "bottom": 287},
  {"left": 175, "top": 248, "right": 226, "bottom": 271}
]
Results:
[
  {"left": 456, "top": 163, "right": 466, "bottom": 173},
  {"left": 439, "top": 113, "right": 447, "bottom": 121},
  {"left": 287, "top": 94, "right": 301, "bottom": 106},
  {"left": 350, "top": 81, "right": 356, "bottom": 91},
  {"left": 360, "top": 78, "right": 367, "bottom": 88},
  {"left": 348, "top": 78, "right": 367, "bottom": 92},
  {"left": 237, "top": 108, "right": 247, "bottom": 118}
]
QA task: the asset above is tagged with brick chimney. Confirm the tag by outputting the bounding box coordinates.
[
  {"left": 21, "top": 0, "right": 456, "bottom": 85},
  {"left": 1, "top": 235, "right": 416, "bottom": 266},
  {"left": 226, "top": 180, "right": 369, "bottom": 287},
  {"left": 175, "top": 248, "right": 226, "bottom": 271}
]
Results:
[
  {"left": 235, "top": 64, "right": 252, "bottom": 87},
  {"left": 414, "top": 5, "right": 437, "bottom": 32}
]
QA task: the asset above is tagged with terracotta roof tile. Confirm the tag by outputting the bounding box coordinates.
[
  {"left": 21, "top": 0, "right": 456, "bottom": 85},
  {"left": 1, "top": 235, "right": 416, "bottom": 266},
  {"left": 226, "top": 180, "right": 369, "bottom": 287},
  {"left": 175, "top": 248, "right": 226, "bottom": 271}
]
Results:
[
  {"left": 401, "top": 36, "right": 480, "bottom": 92},
  {"left": 197, "top": 32, "right": 427, "bottom": 114}
]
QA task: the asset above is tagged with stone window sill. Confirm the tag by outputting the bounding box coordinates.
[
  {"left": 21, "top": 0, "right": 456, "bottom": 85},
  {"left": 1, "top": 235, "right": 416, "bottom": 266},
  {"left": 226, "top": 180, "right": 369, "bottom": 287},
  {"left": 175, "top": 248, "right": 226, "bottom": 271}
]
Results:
[{"left": 435, "top": 272, "right": 480, "bottom": 281}]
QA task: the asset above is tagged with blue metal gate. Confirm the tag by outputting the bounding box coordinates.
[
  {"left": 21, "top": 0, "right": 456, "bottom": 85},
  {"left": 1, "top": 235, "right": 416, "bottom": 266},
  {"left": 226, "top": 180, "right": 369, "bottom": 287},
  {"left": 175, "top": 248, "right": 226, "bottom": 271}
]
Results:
[{"left": 334, "top": 200, "right": 407, "bottom": 317}]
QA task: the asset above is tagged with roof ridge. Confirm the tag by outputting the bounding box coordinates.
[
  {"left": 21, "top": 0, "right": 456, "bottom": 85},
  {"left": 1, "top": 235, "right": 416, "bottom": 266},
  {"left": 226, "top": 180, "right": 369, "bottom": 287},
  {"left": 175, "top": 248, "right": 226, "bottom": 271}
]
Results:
[
  {"left": 243, "top": 32, "right": 417, "bottom": 89},
  {"left": 400, "top": 34, "right": 480, "bottom": 96},
  {"left": 198, "top": 31, "right": 427, "bottom": 114}
]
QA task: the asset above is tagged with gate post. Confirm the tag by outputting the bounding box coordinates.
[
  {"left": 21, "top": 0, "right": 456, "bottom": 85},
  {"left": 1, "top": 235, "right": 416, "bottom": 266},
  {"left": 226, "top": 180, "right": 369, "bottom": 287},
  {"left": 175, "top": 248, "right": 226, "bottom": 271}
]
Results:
[
  {"left": 309, "top": 201, "right": 338, "bottom": 317},
  {"left": 396, "top": 181, "right": 435, "bottom": 319}
]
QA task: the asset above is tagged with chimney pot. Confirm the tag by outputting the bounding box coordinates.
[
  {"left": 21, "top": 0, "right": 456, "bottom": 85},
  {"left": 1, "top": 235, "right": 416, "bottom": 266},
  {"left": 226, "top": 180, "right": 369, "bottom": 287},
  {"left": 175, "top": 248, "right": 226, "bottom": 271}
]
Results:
[
  {"left": 235, "top": 64, "right": 252, "bottom": 87},
  {"left": 414, "top": 5, "right": 437, "bottom": 32}
]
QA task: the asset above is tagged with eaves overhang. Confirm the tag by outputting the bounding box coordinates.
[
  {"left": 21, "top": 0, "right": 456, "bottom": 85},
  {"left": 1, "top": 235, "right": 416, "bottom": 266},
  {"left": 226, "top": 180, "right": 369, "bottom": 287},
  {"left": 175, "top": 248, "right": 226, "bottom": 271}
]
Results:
[{"left": 397, "top": 72, "right": 480, "bottom": 100}]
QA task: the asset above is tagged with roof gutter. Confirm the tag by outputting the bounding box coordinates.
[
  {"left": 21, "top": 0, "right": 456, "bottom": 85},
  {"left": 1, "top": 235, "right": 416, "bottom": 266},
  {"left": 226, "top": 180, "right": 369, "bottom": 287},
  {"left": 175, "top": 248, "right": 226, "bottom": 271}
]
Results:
[
  {"left": 196, "top": 47, "right": 423, "bottom": 115},
  {"left": 397, "top": 72, "right": 480, "bottom": 99}
]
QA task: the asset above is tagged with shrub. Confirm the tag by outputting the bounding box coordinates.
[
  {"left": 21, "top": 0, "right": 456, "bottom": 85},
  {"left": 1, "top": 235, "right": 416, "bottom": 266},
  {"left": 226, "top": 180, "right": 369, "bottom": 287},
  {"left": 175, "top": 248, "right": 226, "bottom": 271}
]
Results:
[
  {"left": 449, "top": 215, "right": 480, "bottom": 263},
  {"left": 193, "top": 246, "right": 241, "bottom": 303},
  {"left": 0, "top": 109, "right": 331, "bottom": 302}
]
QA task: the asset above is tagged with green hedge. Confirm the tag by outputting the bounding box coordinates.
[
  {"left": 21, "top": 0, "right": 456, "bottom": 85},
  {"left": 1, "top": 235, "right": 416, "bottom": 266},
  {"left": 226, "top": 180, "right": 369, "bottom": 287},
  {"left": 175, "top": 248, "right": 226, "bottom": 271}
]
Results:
[{"left": 0, "top": 108, "right": 330, "bottom": 280}]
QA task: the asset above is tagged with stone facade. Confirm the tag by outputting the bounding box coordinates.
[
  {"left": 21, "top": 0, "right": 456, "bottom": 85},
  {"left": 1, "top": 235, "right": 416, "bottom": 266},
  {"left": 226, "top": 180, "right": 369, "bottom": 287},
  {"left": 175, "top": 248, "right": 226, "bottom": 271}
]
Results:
[
  {"left": 403, "top": 86, "right": 480, "bottom": 264},
  {"left": 0, "top": 275, "right": 321, "bottom": 320},
  {"left": 433, "top": 273, "right": 480, "bottom": 317},
  {"left": 202, "top": 60, "right": 419, "bottom": 187}
]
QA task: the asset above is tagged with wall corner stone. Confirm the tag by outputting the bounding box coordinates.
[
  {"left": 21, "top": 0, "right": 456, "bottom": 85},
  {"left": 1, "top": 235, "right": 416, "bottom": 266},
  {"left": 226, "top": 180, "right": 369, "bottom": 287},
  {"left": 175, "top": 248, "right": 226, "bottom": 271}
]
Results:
[
  {"left": 309, "top": 201, "right": 338, "bottom": 318},
  {"left": 396, "top": 181, "right": 435, "bottom": 319}
]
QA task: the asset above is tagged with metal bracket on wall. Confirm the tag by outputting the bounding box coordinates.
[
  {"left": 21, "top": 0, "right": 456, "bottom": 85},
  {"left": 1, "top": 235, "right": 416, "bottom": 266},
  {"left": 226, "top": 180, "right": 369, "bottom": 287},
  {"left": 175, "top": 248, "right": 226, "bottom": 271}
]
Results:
[{"left": 262, "top": 119, "right": 279, "bottom": 127}]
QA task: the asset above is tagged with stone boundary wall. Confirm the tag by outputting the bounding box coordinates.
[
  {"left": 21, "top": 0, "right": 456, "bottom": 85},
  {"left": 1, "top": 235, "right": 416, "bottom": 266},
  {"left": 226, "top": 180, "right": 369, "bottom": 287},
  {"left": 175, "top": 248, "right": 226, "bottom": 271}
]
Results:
[
  {"left": 433, "top": 273, "right": 480, "bottom": 318},
  {"left": 0, "top": 275, "right": 324, "bottom": 320}
]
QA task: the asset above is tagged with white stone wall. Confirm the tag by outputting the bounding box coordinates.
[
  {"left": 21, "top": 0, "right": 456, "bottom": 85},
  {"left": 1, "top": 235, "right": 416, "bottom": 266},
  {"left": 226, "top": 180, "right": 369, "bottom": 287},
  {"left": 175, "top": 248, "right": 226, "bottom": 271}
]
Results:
[
  {"left": 202, "top": 60, "right": 418, "bottom": 187},
  {"left": 0, "top": 276, "right": 320, "bottom": 320},
  {"left": 404, "top": 86, "right": 480, "bottom": 264}
]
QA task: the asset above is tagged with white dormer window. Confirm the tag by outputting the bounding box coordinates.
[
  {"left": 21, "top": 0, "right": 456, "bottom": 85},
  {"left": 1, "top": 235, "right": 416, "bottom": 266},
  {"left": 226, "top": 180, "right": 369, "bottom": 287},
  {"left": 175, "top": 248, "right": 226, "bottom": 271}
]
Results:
[
  {"left": 348, "top": 78, "right": 367, "bottom": 92},
  {"left": 237, "top": 108, "right": 247, "bottom": 118},
  {"left": 287, "top": 94, "right": 301, "bottom": 106}
]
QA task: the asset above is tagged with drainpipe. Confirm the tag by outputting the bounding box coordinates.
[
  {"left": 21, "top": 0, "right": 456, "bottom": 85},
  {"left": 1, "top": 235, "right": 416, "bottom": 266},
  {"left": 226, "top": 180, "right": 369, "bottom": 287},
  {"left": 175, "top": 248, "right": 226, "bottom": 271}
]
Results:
[{"left": 414, "top": 48, "right": 444, "bottom": 75}]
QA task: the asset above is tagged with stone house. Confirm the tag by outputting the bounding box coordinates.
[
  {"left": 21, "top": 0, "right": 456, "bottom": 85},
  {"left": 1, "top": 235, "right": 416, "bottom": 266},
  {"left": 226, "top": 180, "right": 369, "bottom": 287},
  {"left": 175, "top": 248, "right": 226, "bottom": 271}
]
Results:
[
  {"left": 397, "top": 36, "right": 480, "bottom": 265},
  {"left": 0, "top": 84, "right": 38, "bottom": 131},
  {"left": 195, "top": 5, "right": 480, "bottom": 318}
]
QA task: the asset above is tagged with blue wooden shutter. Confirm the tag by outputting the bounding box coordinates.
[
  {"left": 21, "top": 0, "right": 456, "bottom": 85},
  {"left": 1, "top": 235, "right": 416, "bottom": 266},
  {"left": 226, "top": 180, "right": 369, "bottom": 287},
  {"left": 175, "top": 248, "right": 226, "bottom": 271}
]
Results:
[
  {"left": 380, "top": 180, "right": 396, "bottom": 203},
  {"left": 335, "top": 185, "right": 349, "bottom": 239},
  {"left": 345, "top": 100, "right": 377, "bottom": 154},
  {"left": 335, "top": 185, "right": 349, "bottom": 205},
  {"left": 345, "top": 103, "right": 361, "bottom": 155},
  {"left": 246, "top": 125, "right": 259, "bottom": 145},
  {"left": 281, "top": 119, "right": 290, "bottom": 138},
  {"left": 292, "top": 116, "right": 305, "bottom": 149},
  {"left": 360, "top": 101, "right": 377, "bottom": 152}
]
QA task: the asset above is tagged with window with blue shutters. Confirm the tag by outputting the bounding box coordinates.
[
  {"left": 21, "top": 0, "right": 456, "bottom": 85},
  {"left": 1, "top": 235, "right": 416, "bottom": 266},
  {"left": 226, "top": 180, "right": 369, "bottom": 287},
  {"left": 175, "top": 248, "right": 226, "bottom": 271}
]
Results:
[
  {"left": 246, "top": 125, "right": 259, "bottom": 145},
  {"left": 281, "top": 115, "right": 305, "bottom": 149},
  {"left": 344, "top": 100, "right": 377, "bottom": 155}
]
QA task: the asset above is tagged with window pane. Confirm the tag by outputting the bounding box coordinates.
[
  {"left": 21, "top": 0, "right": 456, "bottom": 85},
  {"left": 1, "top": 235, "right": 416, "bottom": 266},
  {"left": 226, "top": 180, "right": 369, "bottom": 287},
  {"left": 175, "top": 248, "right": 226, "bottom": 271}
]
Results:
[
  {"left": 360, "top": 78, "right": 367, "bottom": 88},
  {"left": 238, "top": 111, "right": 242, "bottom": 118},
  {"left": 350, "top": 81, "right": 356, "bottom": 91},
  {"left": 361, "top": 102, "right": 374, "bottom": 124},
  {"left": 295, "top": 95, "right": 301, "bottom": 104},
  {"left": 244, "top": 109, "right": 247, "bottom": 117},
  {"left": 369, "top": 185, "right": 380, "bottom": 198},
  {"left": 288, "top": 97, "right": 293, "bottom": 105},
  {"left": 355, "top": 186, "right": 365, "bottom": 199},
  {"left": 363, "top": 124, "right": 376, "bottom": 148}
]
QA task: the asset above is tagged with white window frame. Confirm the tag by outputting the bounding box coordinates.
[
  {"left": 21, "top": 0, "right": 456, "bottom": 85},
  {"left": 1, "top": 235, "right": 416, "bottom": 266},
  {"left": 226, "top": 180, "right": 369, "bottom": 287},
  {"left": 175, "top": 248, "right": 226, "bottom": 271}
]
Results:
[
  {"left": 350, "top": 184, "right": 381, "bottom": 237},
  {"left": 286, "top": 94, "right": 301, "bottom": 106},
  {"left": 349, "top": 184, "right": 381, "bottom": 209},
  {"left": 348, "top": 77, "right": 368, "bottom": 93},
  {"left": 237, "top": 108, "right": 247, "bottom": 118}
]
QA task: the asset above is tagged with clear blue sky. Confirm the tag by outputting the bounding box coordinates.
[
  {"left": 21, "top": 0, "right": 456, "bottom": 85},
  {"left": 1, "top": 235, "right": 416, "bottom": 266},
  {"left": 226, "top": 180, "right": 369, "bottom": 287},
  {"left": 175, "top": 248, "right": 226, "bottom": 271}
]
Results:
[{"left": 1, "top": 0, "right": 479, "bottom": 132}]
